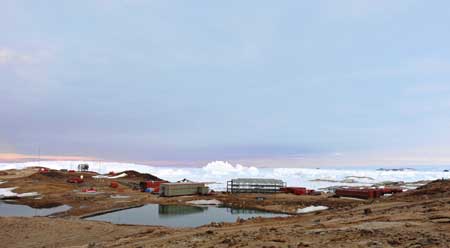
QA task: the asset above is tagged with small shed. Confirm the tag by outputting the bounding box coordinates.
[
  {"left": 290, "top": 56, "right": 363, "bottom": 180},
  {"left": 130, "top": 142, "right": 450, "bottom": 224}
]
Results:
[
  {"left": 159, "top": 182, "right": 209, "bottom": 197},
  {"left": 227, "top": 178, "right": 286, "bottom": 193}
]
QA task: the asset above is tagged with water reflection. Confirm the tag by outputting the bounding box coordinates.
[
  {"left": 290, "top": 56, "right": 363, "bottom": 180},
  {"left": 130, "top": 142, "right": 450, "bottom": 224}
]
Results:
[
  {"left": 158, "top": 204, "right": 206, "bottom": 216},
  {"left": 225, "top": 207, "right": 266, "bottom": 214},
  {"left": 86, "top": 204, "right": 288, "bottom": 227}
]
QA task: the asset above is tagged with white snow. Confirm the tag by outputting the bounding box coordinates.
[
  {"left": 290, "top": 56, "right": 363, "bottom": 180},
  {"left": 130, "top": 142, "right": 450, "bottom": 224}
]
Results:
[
  {"left": 186, "top": 199, "right": 222, "bottom": 205},
  {"left": 0, "top": 187, "right": 39, "bottom": 199},
  {"left": 92, "top": 173, "right": 127, "bottom": 179},
  {"left": 0, "top": 181, "right": 5, "bottom": 185},
  {"left": 0, "top": 187, "right": 18, "bottom": 198},
  {"left": 16, "top": 192, "right": 40, "bottom": 198},
  {"left": 1, "top": 160, "right": 449, "bottom": 191},
  {"left": 297, "top": 205, "right": 329, "bottom": 214}
]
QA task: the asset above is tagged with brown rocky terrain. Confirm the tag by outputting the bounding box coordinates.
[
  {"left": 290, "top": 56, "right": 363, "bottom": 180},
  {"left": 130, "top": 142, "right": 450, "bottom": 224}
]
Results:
[{"left": 1, "top": 168, "right": 449, "bottom": 247}]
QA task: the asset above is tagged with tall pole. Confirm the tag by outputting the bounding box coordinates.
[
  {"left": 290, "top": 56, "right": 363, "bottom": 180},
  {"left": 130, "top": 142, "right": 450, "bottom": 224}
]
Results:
[{"left": 38, "top": 147, "right": 41, "bottom": 167}]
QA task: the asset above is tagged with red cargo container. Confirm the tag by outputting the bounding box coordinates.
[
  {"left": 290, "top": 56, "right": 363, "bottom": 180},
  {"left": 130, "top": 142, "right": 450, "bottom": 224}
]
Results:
[
  {"left": 139, "top": 180, "right": 168, "bottom": 193},
  {"left": 110, "top": 181, "right": 119, "bottom": 188},
  {"left": 280, "top": 187, "right": 290, "bottom": 193},
  {"left": 67, "top": 178, "right": 84, "bottom": 184},
  {"left": 281, "top": 187, "right": 314, "bottom": 195},
  {"left": 82, "top": 188, "right": 96, "bottom": 193},
  {"left": 335, "top": 188, "right": 384, "bottom": 199},
  {"left": 292, "top": 188, "right": 307, "bottom": 195}
]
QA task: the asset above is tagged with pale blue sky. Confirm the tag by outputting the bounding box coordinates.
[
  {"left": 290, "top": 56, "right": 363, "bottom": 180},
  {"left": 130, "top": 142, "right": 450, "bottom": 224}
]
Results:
[{"left": 1, "top": 1, "right": 450, "bottom": 166}]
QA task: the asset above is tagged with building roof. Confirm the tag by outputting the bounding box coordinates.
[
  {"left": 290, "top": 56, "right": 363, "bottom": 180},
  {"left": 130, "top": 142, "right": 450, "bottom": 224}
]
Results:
[{"left": 230, "top": 178, "right": 284, "bottom": 185}]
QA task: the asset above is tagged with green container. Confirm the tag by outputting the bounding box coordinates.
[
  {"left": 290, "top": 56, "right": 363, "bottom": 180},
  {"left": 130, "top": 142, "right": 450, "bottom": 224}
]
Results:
[{"left": 160, "top": 183, "right": 209, "bottom": 197}]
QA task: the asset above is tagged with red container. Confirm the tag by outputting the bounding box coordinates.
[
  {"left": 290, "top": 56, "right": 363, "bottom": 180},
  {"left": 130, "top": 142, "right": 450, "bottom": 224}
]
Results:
[
  {"left": 110, "top": 181, "right": 119, "bottom": 188},
  {"left": 140, "top": 180, "right": 168, "bottom": 193},
  {"left": 82, "top": 188, "right": 96, "bottom": 193},
  {"left": 281, "top": 187, "right": 313, "bottom": 195},
  {"left": 335, "top": 188, "right": 378, "bottom": 199},
  {"left": 67, "top": 178, "right": 83, "bottom": 184},
  {"left": 292, "top": 188, "right": 307, "bottom": 195},
  {"left": 280, "top": 187, "right": 290, "bottom": 193}
]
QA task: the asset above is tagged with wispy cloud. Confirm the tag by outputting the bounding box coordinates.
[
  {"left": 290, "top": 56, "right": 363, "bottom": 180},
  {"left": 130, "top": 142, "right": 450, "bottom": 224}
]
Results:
[
  {"left": 0, "top": 152, "right": 201, "bottom": 167},
  {"left": 0, "top": 47, "right": 57, "bottom": 97},
  {"left": 231, "top": 148, "right": 450, "bottom": 168},
  {"left": 0, "top": 153, "right": 97, "bottom": 163},
  {"left": 319, "top": 0, "right": 409, "bottom": 20},
  {"left": 0, "top": 48, "right": 35, "bottom": 65}
]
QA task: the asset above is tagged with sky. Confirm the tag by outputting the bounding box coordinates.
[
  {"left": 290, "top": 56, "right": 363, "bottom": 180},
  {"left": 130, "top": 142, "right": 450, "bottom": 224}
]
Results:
[{"left": 1, "top": 1, "right": 450, "bottom": 167}]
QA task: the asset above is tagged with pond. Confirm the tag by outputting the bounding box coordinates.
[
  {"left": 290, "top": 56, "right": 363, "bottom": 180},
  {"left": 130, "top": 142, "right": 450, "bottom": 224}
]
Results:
[
  {"left": 85, "top": 204, "right": 288, "bottom": 227},
  {"left": 0, "top": 201, "right": 71, "bottom": 217}
]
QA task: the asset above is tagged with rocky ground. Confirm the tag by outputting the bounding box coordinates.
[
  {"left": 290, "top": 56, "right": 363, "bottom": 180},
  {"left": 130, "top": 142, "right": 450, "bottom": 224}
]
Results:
[{"left": 1, "top": 168, "right": 449, "bottom": 247}]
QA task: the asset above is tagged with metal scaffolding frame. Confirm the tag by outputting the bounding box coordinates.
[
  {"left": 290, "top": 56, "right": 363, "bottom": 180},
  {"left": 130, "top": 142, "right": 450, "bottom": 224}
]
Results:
[{"left": 226, "top": 178, "right": 286, "bottom": 193}]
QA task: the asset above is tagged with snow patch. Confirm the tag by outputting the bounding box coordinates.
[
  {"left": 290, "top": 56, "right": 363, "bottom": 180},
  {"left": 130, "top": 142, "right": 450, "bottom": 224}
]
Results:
[
  {"left": 0, "top": 187, "right": 40, "bottom": 199},
  {"left": 92, "top": 173, "right": 127, "bottom": 179},
  {"left": 0, "top": 187, "right": 18, "bottom": 198},
  {"left": 297, "top": 205, "right": 329, "bottom": 214},
  {"left": 17, "top": 192, "right": 40, "bottom": 198}
]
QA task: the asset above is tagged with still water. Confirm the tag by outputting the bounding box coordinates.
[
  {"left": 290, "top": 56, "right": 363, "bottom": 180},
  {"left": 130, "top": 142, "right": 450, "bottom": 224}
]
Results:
[
  {"left": 85, "top": 204, "right": 288, "bottom": 227},
  {"left": 0, "top": 201, "right": 71, "bottom": 217}
]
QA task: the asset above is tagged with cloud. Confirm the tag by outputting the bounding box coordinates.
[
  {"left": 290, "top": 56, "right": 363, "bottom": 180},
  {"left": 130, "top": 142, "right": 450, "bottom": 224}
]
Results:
[
  {"left": 0, "top": 47, "right": 57, "bottom": 97},
  {"left": 0, "top": 47, "right": 55, "bottom": 68},
  {"left": 0, "top": 153, "right": 97, "bottom": 163},
  {"left": 227, "top": 147, "right": 450, "bottom": 168},
  {"left": 405, "top": 82, "right": 450, "bottom": 95},
  {"left": 319, "top": 0, "right": 409, "bottom": 20},
  {"left": 0, "top": 48, "right": 35, "bottom": 65}
]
